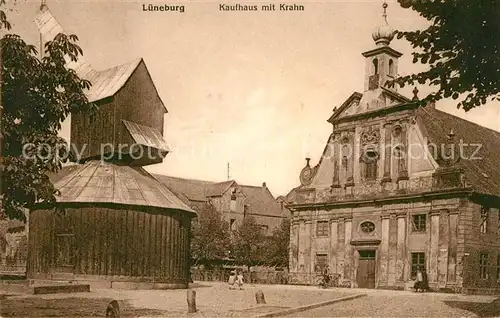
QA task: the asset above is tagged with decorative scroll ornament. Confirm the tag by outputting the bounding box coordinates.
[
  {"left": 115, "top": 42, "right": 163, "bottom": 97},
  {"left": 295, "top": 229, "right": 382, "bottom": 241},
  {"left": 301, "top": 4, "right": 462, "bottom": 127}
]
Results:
[
  {"left": 300, "top": 158, "right": 314, "bottom": 186},
  {"left": 436, "top": 129, "right": 461, "bottom": 167},
  {"left": 360, "top": 145, "right": 380, "bottom": 163},
  {"left": 360, "top": 126, "right": 381, "bottom": 145}
]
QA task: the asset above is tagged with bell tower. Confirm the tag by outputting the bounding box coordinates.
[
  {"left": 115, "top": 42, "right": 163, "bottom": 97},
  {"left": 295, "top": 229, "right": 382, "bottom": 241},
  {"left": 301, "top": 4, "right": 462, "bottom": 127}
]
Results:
[{"left": 362, "top": 2, "right": 402, "bottom": 92}]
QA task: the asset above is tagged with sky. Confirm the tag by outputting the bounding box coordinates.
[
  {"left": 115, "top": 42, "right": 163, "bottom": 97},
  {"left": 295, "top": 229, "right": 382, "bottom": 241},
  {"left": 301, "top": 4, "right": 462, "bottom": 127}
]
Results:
[{"left": 8, "top": 0, "right": 500, "bottom": 197}]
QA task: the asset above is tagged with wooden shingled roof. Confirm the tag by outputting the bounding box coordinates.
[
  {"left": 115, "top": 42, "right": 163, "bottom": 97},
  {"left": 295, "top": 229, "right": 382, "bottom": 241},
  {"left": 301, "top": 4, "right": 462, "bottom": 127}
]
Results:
[
  {"left": 49, "top": 161, "right": 195, "bottom": 214},
  {"left": 34, "top": 7, "right": 166, "bottom": 111}
]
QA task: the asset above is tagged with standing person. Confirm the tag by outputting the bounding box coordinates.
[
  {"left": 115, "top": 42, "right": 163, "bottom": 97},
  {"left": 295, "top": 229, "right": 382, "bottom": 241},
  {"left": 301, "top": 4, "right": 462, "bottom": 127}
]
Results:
[
  {"left": 323, "top": 266, "right": 331, "bottom": 287},
  {"left": 414, "top": 267, "right": 423, "bottom": 292},
  {"left": 228, "top": 270, "right": 236, "bottom": 290},
  {"left": 421, "top": 266, "right": 429, "bottom": 292},
  {"left": 237, "top": 270, "right": 244, "bottom": 290}
]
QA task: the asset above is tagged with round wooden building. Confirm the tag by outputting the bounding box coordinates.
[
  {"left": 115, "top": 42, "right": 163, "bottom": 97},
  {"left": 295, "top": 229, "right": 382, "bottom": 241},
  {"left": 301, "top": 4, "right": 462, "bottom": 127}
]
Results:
[{"left": 28, "top": 160, "right": 196, "bottom": 289}]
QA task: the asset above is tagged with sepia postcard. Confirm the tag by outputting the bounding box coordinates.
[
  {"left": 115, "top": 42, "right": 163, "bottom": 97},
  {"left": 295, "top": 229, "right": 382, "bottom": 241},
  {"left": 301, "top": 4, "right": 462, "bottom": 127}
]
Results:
[{"left": 0, "top": 0, "right": 499, "bottom": 317}]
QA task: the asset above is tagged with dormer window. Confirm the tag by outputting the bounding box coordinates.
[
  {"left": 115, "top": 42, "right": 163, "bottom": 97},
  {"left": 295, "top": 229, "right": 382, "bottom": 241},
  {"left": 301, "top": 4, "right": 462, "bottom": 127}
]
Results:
[{"left": 373, "top": 58, "right": 379, "bottom": 75}]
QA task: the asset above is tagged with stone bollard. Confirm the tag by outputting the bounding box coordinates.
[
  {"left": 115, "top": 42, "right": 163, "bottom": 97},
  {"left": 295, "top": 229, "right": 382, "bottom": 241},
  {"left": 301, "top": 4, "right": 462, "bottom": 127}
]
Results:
[
  {"left": 106, "top": 300, "right": 120, "bottom": 317},
  {"left": 187, "top": 289, "right": 197, "bottom": 313},
  {"left": 255, "top": 290, "right": 266, "bottom": 304}
]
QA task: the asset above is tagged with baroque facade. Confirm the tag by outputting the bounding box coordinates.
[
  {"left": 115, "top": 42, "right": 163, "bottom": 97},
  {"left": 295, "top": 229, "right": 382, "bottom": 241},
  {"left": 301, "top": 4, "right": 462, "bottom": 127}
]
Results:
[{"left": 287, "top": 4, "right": 500, "bottom": 294}]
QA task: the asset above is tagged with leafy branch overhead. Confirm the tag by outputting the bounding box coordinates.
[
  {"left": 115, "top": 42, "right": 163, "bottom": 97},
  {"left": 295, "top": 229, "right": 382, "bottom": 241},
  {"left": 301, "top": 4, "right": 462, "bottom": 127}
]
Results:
[
  {"left": 396, "top": 0, "right": 500, "bottom": 111},
  {"left": 1, "top": 7, "right": 97, "bottom": 220}
]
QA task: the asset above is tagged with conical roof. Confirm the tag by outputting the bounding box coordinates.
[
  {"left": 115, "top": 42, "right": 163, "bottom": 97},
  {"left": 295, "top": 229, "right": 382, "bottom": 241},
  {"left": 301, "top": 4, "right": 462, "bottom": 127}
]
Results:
[{"left": 51, "top": 160, "right": 195, "bottom": 215}]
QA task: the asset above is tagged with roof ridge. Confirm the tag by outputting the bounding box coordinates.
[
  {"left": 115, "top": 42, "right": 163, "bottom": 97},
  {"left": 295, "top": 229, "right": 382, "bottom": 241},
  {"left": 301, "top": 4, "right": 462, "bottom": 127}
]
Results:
[
  {"left": 152, "top": 173, "right": 216, "bottom": 184},
  {"left": 240, "top": 184, "right": 266, "bottom": 189},
  {"left": 426, "top": 107, "right": 500, "bottom": 137},
  {"left": 98, "top": 57, "right": 142, "bottom": 73}
]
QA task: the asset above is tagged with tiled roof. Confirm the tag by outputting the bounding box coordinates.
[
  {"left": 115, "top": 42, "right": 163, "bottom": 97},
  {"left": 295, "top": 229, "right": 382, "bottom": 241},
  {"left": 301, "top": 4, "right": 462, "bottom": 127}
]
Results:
[
  {"left": 153, "top": 175, "right": 285, "bottom": 218},
  {"left": 48, "top": 161, "right": 195, "bottom": 214},
  {"left": 206, "top": 181, "right": 236, "bottom": 197},
  {"left": 240, "top": 185, "right": 284, "bottom": 218},
  {"left": 417, "top": 106, "right": 500, "bottom": 197},
  {"left": 152, "top": 175, "right": 215, "bottom": 202}
]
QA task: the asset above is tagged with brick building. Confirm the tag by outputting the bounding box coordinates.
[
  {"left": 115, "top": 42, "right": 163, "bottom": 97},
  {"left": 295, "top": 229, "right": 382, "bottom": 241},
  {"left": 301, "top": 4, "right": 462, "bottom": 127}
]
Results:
[
  {"left": 286, "top": 4, "right": 500, "bottom": 294},
  {"left": 153, "top": 176, "right": 286, "bottom": 235}
]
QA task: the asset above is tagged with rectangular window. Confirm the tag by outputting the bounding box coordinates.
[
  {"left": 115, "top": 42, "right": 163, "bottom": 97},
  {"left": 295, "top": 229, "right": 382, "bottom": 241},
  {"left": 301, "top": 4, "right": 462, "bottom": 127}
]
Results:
[
  {"left": 260, "top": 225, "right": 269, "bottom": 234},
  {"left": 365, "top": 161, "right": 377, "bottom": 180},
  {"left": 480, "top": 207, "right": 489, "bottom": 234},
  {"left": 316, "top": 221, "right": 329, "bottom": 237},
  {"left": 315, "top": 254, "right": 328, "bottom": 273},
  {"left": 480, "top": 253, "right": 489, "bottom": 279},
  {"left": 412, "top": 214, "right": 427, "bottom": 232},
  {"left": 411, "top": 252, "right": 425, "bottom": 279}
]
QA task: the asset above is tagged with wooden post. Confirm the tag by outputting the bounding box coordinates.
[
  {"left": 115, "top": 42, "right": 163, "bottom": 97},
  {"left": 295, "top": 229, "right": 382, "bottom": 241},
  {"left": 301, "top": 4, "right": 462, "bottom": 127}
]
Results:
[
  {"left": 187, "top": 289, "right": 197, "bottom": 313},
  {"left": 106, "top": 300, "right": 120, "bottom": 317},
  {"left": 255, "top": 290, "right": 266, "bottom": 304}
]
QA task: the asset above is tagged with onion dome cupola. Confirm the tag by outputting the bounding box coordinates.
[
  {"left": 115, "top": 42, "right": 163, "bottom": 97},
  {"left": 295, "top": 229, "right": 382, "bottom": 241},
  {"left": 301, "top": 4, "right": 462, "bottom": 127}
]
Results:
[
  {"left": 361, "top": 2, "right": 402, "bottom": 92},
  {"left": 372, "top": 2, "right": 395, "bottom": 47}
]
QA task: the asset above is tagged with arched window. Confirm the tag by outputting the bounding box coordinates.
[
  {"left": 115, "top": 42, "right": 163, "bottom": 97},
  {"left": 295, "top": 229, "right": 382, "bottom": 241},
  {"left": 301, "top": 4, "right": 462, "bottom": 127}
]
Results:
[
  {"left": 389, "top": 59, "right": 394, "bottom": 76},
  {"left": 373, "top": 58, "right": 379, "bottom": 75},
  {"left": 362, "top": 149, "right": 378, "bottom": 180},
  {"left": 341, "top": 140, "right": 350, "bottom": 172}
]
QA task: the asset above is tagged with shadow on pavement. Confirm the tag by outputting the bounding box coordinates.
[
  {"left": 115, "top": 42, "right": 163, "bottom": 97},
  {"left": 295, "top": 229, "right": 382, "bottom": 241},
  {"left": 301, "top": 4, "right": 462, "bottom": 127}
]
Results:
[
  {"left": 443, "top": 300, "right": 500, "bottom": 317},
  {"left": 0, "top": 297, "right": 168, "bottom": 317},
  {"left": 189, "top": 282, "right": 213, "bottom": 288}
]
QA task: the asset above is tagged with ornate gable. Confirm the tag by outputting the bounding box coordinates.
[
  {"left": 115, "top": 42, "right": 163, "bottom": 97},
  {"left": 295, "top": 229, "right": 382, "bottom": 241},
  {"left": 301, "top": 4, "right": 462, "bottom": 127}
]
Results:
[{"left": 328, "top": 89, "right": 410, "bottom": 124}]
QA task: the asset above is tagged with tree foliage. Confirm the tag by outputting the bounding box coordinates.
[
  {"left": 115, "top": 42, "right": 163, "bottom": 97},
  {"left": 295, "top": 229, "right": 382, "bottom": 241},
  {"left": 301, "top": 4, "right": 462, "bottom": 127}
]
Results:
[
  {"left": 396, "top": 0, "right": 500, "bottom": 111},
  {"left": 190, "top": 203, "right": 231, "bottom": 262},
  {"left": 0, "top": 7, "right": 96, "bottom": 221},
  {"left": 232, "top": 216, "right": 266, "bottom": 266},
  {"left": 262, "top": 218, "right": 290, "bottom": 267}
]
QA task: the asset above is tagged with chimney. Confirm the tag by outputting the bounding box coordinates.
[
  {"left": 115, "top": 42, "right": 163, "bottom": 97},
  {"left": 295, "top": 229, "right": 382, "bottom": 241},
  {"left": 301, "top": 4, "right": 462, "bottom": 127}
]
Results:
[{"left": 262, "top": 182, "right": 266, "bottom": 188}]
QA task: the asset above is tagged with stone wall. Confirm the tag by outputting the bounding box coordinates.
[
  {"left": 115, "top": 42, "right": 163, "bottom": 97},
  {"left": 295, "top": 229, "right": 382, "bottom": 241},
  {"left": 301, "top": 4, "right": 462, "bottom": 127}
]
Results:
[{"left": 460, "top": 201, "right": 500, "bottom": 293}]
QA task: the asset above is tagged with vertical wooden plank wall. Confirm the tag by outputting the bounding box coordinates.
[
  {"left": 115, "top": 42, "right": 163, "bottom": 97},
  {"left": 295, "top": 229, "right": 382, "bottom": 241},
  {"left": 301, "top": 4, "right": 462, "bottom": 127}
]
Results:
[{"left": 28, "top": 206, "right": 192, "bottom": 283}]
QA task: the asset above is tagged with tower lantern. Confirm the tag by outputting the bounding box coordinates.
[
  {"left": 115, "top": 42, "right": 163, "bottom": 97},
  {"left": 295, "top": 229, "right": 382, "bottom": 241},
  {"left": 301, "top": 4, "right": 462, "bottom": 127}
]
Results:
[{"left": 362, "top": 2, "right": 402, "bottom": 92}]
